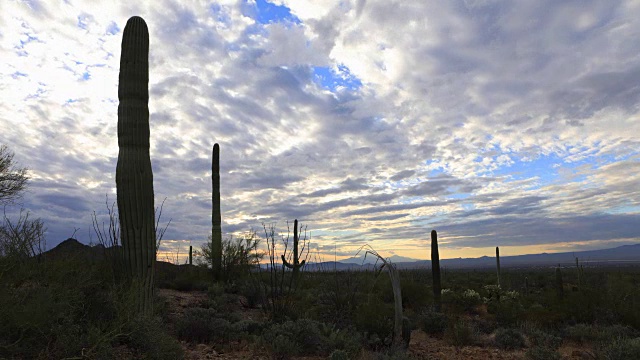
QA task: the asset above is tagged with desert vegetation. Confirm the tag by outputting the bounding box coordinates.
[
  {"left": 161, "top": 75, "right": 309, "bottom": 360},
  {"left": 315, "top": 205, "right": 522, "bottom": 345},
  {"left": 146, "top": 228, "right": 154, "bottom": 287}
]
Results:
[{"left": 1, "top": 15, "right": 639, "bottom": 360}]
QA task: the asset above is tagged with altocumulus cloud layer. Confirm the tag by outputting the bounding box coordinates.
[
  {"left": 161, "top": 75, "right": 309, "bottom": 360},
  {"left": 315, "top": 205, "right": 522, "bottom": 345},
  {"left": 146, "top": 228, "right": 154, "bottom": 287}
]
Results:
[{"left": 1, "top": 0, "right": 639, "bottom": 259}]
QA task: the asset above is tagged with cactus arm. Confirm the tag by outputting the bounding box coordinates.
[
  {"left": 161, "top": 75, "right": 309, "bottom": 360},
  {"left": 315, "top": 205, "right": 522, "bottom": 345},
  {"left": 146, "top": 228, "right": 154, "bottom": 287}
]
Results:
[{"left": 282, "top": 255, "right": 293, "bottom": 268}]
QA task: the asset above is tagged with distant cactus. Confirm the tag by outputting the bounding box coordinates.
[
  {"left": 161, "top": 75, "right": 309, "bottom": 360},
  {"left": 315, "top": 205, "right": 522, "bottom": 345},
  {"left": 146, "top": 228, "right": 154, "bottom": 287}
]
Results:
[
  {"left": 431, "top": 230, "right": 442, "bottom": 312},
  {"left": 116, "top": 16, "right": 155, "bottom": 315},
  {"left": 496, "top": 246, "right": 501, "bottom": 287},
  {"left": 189, "top": 245, "right": 193, "bottom": 266},
  {"left": 212, "top": 143, "right": 222, "bottom": 280},
  {"left": 524, "top": 276, "right": 529, "bottom": 295},
  {"left": 575, "top": 257, "right": 584, "bottom": 287},
  {"left": 555, "top": 266, "right": 564, "bottom": 300},
  {"left": 282, "top": 219, "right": 306, "bottom": 287}
]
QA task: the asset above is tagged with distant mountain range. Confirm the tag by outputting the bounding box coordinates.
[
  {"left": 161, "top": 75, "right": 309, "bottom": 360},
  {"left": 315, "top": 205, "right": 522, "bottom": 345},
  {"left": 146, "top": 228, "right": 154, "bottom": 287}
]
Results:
[
  {"left": 306, "top": 243, "right": 640, "bottom": 271},
  {"left": 45, "top": 238, "right": 640, "bottom": 271}
]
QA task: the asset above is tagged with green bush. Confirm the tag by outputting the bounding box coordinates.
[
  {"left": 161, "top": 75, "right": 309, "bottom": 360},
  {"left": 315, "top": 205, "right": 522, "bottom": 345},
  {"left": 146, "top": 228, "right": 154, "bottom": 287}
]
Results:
[
  {"left": 319, "top": 323, "right": 362, "bottom": 357},
  {"left": 231, "top": 319, "right": 265, "bottom": 336},
  {"left": 495, "top": 299, "right": 524, "bottom": 326},
  {"left": 329, "top": 349, "right": 349, "bottom": 360},
  {"left": 261, "top": 319, "right": 324, "bottom": 357},
  {"left": 418, "top": 307, "right": 448, "bottom": 335},
  {"left": 494, "top": 328, "right": 525, "bottom": 350},
  {"left": 444, "top": 318, "right": 477, "bottom": 347},
  {"left": 524, "top": 328, "right": 562, "bottom": 350},
  {"left": 175, "top": 307, "right": 235, "bottom": 343},
  {"left": 125, "top": 316, "right": 185, "bottom": 360},
  {"left": 354, "top": 298, "right": 394, "bottom": 341}
]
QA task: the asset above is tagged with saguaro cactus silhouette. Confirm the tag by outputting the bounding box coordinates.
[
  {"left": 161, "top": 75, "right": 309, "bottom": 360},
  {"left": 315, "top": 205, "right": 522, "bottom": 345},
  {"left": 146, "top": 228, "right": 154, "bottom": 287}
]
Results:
[
  {"left": 575, "top": 257, "right": 584, "bottom": 287},
  {"left": 116, "top": 16, "right": 155, "bottom": 315},
  {"left": 496, "top": 246, "right": 501, "bottom": 287},
  {"left": 556, "top": 266, "right": 564, "bottom": 300},
  {"left": 212, "top": 143, "right": 222, "bottom": 280},
  {"left": 431, "top": 230, "right": 442, "bottom": 312},
  {"left": 282, "top": 219, "right": 306, "bottom": 286}
]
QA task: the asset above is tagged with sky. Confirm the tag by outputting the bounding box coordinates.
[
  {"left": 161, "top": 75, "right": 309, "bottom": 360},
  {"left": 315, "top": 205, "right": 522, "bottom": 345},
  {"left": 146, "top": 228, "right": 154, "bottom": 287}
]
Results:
[{"left": 1, "top": 0, "right": 639, "bottom": 262}]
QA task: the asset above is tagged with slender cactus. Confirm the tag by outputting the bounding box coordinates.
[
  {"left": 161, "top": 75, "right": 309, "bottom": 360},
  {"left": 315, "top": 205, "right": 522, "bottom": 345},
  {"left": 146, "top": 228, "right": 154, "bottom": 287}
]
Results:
[
  {"left": 524, "top": 276, "right": 529, "bottom": 295},
  {"left": 575, "top": 257, "right": 584, "bottom": 287},
  {"left": 431, "top": 230, "right": 442, "bottom": 312},
  {"left": 189, "top": 245, "right": 193, "bottom": 265},
  {"left": 282, "top": 219, "right": 306, "bottom": 287},
  {"left": 556, "top": 266, "right": 564, "bottom": 300},
  {"left": 212, "top": 143, "right": 222, "bottom": 280},
  {"left": 116, "top": 16, "right": 155, "bottom": 315},
  {"left": 496, "top": 246, "right": 501, "bottom": 287}
]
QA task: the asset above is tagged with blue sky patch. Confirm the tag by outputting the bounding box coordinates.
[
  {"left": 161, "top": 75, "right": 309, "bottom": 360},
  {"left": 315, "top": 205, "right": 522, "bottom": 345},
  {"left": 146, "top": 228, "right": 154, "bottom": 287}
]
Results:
[
  {"left": 106, "top": 21, "right": 119, "bottom": 35},
  {"left": 11, "top": 71, "right": 27, "bottom": 79},
  {"left": 490, "top": 153, "right": 560, "bottom": 185},
  {"left": 252, "top": 0, "right": 301, "bottom": 24},
  {"left": 313, "top": 65, "right": 362, "bottom": 91},
  {"left": 209, "top": 4, "right": 232, "bottom": 25},
  {"left": 77, "top": 13, "right": 92, "bottom": 30}
]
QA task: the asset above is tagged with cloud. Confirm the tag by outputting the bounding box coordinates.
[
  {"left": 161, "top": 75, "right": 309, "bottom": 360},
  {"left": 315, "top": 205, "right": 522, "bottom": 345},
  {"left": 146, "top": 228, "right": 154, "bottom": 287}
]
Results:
[{"left": 1, "top": 0, "right": 639, "bottom": 260}]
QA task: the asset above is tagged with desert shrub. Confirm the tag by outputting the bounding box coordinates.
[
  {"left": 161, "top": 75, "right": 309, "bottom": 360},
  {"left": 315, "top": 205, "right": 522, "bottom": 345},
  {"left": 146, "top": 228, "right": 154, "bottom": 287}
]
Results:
[
  {"left": 314, "top": 271, "right": 365, "bottom": 327},
  {"left": 399, "top": 276, "right": 429, "bottom": 308},
  {"left": 319, "top": 323, "right": 363, "bottom": 357},
  {"left": 523, "top": 328, "right": 562, "bottom": 350},
  {"left": 125, "top": 316, "right": 184, "bottom": 360},
  {"left": 261, "top": 319, "right": 325, "bottom": 357},
  {"left": 268, "top": 333, "right": 299, "bottom": 359},
  {"left": 329, "top": 349, "right": 349, "bottom": 360},
  {"left": 444, "top": 318, "right": 478, "bottom": 347},
  {"left": 598, "top": 337, "right": 640, "bottom": 360},
  {"left": 169, "top": 271, "right": 210, "bottom": 291},
  {"left": 563, "top": 323, "right": 637, "bottom": 344},
  {"left": 440, "top": 288, "right": 458, "bottom": 305},
  {"left": 354, "top": 298, "right": 394, "bottom": 342},
  {"left": 495, "top": 299, "right": 524, "bottom": 326},
  {"left": 418, "top": 307, "right": 448, "bottom": 335},
  {"left": 525, "top": 346, "right": 562, "bottom": 360},
  {"left": 460, "top": 289, "right": 482, "bottom": 310},
  {"left": 470, "top": 316, "right": 497, "bottom": 334},
  {"left": 231, "top": 319, "right": 265, "bottom": 336},
  {"left": 208, "top": 282, "right": 225, "bottom": 298},
  {"left": 494, "top": 328, "right": 525, "bottom": 349},
  {"left": 175, "top": 307, "right": 235, "bottom": 344},
  {"left": 239, "top": 280, "right": 264, "bottom": 308}
]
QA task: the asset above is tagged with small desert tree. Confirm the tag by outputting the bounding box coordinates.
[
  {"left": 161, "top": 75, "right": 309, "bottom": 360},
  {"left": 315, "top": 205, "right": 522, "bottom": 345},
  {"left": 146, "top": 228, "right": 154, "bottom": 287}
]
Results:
[
  {"left": 198, "top": 231, "right": 263, "bottom": 282},
  {"left": 0, "top": 145, "right": 45, "bottom": 278},
  {"left": 0, "top": 144, "right": 28, "bottom": 206}
]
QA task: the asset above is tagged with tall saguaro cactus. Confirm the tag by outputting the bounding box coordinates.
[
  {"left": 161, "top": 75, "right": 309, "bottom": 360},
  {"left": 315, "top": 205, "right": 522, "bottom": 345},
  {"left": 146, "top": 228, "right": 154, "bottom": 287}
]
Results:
[
  {"left": 431, "top": 230, "right": 442, "bottom": 312},
  {"left": 116, "top": 16, "right": 155, "bottom": 315},
  {"left": 212, "top": 143, "right": 222, "bottom": 280},
  {"left": 282, "top": 219, "right": 306, "bottom": 287},
  {"left": 496, "top": 246, "right": 501, "bottom": 287}
]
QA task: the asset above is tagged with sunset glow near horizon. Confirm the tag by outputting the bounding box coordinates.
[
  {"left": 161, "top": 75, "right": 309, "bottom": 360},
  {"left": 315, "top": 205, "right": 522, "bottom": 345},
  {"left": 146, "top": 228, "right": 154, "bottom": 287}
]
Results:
[{"left": 1, "top": 0, "right": 639, "bottom": 262}]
